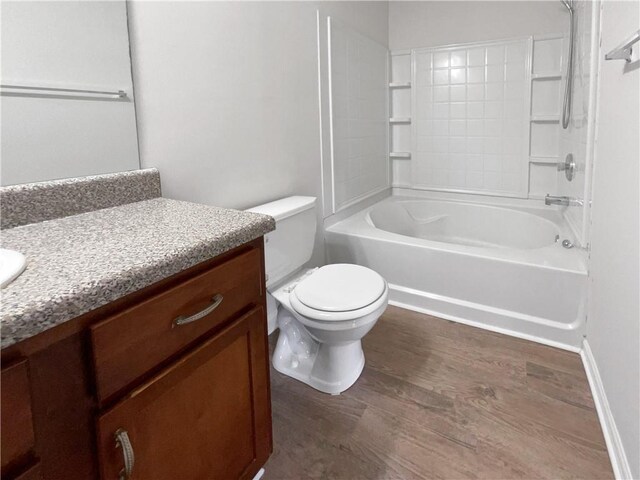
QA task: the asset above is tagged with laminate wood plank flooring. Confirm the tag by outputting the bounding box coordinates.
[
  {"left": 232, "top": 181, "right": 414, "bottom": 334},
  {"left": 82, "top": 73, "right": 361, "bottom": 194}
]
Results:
[{"left": 263, "top": 306, "right": 613, "bottom": 480}]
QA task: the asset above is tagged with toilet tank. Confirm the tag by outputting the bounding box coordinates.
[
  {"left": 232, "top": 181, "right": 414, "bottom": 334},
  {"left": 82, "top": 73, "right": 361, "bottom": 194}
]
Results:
[{"left": 247, "top": 196, "right": 316, "bottom": 287}]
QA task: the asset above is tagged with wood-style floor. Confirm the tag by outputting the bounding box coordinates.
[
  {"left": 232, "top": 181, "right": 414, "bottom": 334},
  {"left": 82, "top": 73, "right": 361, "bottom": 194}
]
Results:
[{"left": 263, "top": 306, "right": 613, "bottom": 480}]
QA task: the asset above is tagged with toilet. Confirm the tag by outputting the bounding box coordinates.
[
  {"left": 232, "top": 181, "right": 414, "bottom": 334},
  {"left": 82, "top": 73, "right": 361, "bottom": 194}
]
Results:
[{"left": 248, "top": 196, "right": 388, "bottom": 395}]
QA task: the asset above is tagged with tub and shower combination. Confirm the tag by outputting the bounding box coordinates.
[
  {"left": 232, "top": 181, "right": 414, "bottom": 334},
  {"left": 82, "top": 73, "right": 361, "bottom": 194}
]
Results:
[{"left": 325, "top": 195, "right": 587, "bottom": 350}]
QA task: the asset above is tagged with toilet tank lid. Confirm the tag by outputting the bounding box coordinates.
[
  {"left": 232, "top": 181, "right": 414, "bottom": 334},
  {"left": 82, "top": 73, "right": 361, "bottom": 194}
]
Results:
[{"left": 246, "top": 196, "right": 316, "bottom": 222}]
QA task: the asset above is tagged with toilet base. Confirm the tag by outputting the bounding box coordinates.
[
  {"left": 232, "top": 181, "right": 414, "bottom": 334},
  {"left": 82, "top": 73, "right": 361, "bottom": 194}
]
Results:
[{"left": 272, "top": 311, "right": 366, "bottom": 395}]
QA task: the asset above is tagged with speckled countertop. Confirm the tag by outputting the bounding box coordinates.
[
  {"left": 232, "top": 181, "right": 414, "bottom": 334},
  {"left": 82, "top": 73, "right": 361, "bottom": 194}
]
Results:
[{"left": 0, "top": 198, "right": 274, "bottom": 348}]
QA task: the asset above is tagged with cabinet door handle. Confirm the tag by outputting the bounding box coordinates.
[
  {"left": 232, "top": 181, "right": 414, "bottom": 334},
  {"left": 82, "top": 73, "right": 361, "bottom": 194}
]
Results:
[
  {"left": 115, "top": 428, "right": 135, "bottom": 480},
  {"left": 173, "top": 294, "right": 224, "bottom": 327}
]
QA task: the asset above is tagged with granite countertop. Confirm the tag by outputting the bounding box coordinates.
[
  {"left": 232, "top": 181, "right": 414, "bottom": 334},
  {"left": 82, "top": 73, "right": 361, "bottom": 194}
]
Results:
[{"left": 0, "top": 197, "right": 275, "bottom": 348}]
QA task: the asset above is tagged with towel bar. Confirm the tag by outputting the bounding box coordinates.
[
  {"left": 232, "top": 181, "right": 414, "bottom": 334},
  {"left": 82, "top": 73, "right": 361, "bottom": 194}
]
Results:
[{"left": 0, "top": 84, "right": 127, "bottom": 99}]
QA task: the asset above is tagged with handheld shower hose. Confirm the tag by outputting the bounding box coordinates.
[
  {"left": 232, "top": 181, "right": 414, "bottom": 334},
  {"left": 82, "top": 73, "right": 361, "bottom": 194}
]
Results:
[{"left": 561, "top": 0, "right": 575, "bottom": 129}]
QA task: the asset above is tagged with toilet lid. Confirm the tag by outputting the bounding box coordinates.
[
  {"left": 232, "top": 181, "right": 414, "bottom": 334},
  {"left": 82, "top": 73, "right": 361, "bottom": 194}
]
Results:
[{"left": 292, "top": 264, "right": 386, "bottom": 312}]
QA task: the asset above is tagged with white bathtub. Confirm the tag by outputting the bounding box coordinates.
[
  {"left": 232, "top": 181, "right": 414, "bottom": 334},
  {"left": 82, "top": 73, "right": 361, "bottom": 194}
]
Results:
[{"left": 325, "top": 195, "right": 588, "bottom": 350}]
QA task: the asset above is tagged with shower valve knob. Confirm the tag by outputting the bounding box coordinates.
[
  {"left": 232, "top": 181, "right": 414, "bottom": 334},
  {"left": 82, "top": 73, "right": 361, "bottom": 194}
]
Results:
[{"left": 558, "top": 153, "right": 576, "bottom": 181}]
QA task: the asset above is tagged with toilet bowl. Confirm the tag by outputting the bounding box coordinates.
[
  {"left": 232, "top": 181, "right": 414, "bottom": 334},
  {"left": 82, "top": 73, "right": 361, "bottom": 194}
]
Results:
[
  {"left": 246, "top": 196, "right": 388, "bottom": 394},
  {"left": 270, "top": 264, "right": 388, "bottom": 395}
]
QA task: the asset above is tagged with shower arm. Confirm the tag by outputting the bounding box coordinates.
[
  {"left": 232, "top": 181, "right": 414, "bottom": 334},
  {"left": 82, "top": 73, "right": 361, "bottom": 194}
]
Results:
[{"left": 561, "top": 0, "right": 575, "bottom": 129}]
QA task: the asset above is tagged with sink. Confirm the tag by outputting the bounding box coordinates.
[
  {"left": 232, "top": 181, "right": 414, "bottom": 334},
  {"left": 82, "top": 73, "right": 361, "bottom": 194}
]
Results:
[{"left": 0, "top": 248, "right": 26, "bottom": 288}]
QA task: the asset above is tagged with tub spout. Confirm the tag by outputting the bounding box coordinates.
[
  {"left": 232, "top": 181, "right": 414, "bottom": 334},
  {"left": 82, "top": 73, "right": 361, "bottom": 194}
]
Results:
[{"left": 545, "top": 195, "right": 584, "bottom": 207}]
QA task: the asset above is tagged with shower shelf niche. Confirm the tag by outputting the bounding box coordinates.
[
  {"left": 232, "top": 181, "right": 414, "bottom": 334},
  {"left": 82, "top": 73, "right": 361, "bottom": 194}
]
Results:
[
  {"left": 530, "top": 156, "right": 559, "bottom": 165},
  {"left": 390, "top": 49, "right": 412, "bottom": 189},
  {"left": 532, "top": 72, "right": 562, "bottom": 80},
  {"left": 530, "top": 115, "right": 560, "bottom": 123}
]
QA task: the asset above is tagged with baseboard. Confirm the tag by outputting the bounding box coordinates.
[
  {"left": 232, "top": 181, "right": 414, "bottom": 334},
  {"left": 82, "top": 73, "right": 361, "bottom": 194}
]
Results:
[
  {"left": 388, "top": 283, "right": 582, "bottom": 353},
  {"left": 581, "top": 339, "right": 634, "bottom": 480}
]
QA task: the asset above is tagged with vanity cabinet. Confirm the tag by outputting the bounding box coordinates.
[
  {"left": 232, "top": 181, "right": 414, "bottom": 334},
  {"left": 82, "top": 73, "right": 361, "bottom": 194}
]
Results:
[
  {"left": 1, "top": 360, "right": 41, "bottom": 480},
  {"left": 0, "top": 238, "right": 272, "bottom": 480},
  {"left": 96, "top": 307, "right": 270, "bottom": 480},
  {"left": 90, "top": 247, "right": 264, "bottom": 404}
]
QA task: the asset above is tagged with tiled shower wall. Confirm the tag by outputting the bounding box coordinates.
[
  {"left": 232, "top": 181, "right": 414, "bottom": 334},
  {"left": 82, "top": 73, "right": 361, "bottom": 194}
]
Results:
[
  {"left": 411, "top": 39, "right": 532, "bottom": 196},
  {"left": 392, "top": 35, "right": 565, "bottom": 200},
  {"left": 329, "top": 18, "right": 389, "bottom": 212}
]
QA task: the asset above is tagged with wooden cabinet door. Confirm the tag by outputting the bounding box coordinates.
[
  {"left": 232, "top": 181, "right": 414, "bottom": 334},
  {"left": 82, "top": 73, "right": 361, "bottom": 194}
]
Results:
[
  {"left": 11, "top": 462, "right": 43, "bottom": 480},
  {"left": 1, "top": 359, "right": 37, "bottom": 478},
  {"left": 96, "top": 307, "right": 272, "bottom": 480}
]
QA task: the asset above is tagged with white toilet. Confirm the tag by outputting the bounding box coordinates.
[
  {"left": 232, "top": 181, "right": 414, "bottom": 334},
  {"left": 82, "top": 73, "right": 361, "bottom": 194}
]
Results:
[{"left": 248, "top": 196, "right": 388, "bottom": 395}]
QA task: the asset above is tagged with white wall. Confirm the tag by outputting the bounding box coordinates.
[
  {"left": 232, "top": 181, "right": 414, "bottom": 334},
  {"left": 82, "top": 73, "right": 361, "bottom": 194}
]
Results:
[
  {"left": 0, "top": 0, "right": 139, "bottom": 186},
  {"left": 128, "top": 1, "right": 388, "bottom": 265},
  {"left": 587, "top": 1, "right": 640, "bottom": 478},
  {"left": 389, "top": 1, "right": 566, "bottom": 50}
]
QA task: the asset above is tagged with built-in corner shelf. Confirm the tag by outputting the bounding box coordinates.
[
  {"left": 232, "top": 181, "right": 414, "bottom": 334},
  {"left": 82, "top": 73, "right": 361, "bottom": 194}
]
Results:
[
  {"left": 530, "top": 114, "right": 560, "bottom": 123},
  {"left": 390, "top": 117, "right": 411, "bottom": 124},
  {"left": 529, "top": 156, "right": 559, "bottom": 165},
  {"left": 532, "top": 72, "right": 562, "bottom": 80},
  {"left": 390, "top": 152, "right": 411, "bottom": 159},
  {"left": 389, "top": 82, "right": 411, "bottom": 89}
]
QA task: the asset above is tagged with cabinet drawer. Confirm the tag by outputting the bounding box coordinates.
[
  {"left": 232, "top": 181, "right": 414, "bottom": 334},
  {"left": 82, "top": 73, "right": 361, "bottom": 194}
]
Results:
[
  {"left": 96, "top": 307, "right": 272, "bottom": 480},
  {"left": 1, "top": 359, "right": 36, "bottom": 477},
  {"left": 91, "top": 247, "right": 263, "bottom": 403}
]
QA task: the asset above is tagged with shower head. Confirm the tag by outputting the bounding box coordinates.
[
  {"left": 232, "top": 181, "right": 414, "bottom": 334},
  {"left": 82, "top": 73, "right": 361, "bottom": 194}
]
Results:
[{"left": 561, "top": 0, "right": 574, "bottom": 13}]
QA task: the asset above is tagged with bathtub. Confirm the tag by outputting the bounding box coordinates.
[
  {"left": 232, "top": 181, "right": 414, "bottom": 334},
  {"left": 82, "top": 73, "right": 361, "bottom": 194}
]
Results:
[{"left": 325, "top": 195, "right": 588, "bottom": 350}]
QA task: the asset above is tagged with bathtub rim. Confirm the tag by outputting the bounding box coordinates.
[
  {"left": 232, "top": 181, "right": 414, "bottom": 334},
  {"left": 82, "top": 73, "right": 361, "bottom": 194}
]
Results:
[
  {"left": 326, "top": 195, "right": 588, "bottom": 275},
  {"left": 367, "top": 197, "right": 564, "bottom": 250}
]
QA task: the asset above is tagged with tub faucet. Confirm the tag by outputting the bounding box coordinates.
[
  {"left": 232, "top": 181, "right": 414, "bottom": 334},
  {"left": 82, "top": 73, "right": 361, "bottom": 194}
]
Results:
[{"left": 545, "top": 195, "right": 584, "bottom": 207}]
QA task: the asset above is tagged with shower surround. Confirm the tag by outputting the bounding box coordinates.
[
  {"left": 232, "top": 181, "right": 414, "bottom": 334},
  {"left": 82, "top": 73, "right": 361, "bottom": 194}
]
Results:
[{"left": 320, "top": 5, "right": 596, "bottom": 352}]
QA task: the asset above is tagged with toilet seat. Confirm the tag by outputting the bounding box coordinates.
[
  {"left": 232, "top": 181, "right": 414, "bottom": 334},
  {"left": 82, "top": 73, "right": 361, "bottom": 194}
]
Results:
[{"left": 290, "top": 264, "right": 387, "bottom": 322}]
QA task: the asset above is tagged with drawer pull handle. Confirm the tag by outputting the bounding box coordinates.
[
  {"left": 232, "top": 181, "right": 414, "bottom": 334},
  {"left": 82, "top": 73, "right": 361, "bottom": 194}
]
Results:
[
  {"left": 173, "top": 294, "right": 224, "bottom": 327},
  {"left": 115, "top": 428, "right": 135, "bottom": 480}
]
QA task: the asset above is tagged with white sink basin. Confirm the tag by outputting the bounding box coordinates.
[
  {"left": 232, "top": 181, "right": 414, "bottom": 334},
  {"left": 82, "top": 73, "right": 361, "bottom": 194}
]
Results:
[{"left": 0, "top": 248, "right": 26, "bottom": 288}]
